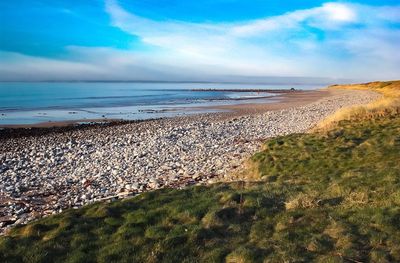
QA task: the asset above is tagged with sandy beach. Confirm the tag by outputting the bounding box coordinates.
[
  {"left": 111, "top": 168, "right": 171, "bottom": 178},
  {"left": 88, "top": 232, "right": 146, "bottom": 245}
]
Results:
[{"left": 0, "top": 88, "right": 380, "bottom": 233}]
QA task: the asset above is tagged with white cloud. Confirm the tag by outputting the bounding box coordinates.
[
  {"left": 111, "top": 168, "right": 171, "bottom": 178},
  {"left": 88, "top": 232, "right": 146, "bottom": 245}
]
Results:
[
  {"left": 230, "top": 3, "right": 358, "bottom": 36},
  {"left": 321, "top": 3, "right": 357, "bottom": 22},
  {"left": 1, "top": 1, "right": 399, "bottom": 81},
  {"left": 0, "top": 50, "right": 160, "bottom": 81},
  {"left": 103, "top": 0, "right": 400, "bottom": 80},
  {"left": 0, "top": 51, "right": 105, "bottom": 81}
]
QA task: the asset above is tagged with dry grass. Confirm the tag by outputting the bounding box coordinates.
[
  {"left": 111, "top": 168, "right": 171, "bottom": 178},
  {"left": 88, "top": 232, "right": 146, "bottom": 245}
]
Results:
[
  {"left": 284, "top": 192, "right": 320, "bottom": 210},
  {"left": 315, "top": 80, "right": 400, "bottom": 131}
]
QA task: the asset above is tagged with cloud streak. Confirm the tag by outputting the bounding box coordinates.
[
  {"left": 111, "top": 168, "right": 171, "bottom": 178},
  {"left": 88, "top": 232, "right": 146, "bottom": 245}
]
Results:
[
  {"left": 105, "top": 0, "right": 400, "bottom": 79},
  {"left": 1, "top": 1, "right": 399, "bottom": 81}
]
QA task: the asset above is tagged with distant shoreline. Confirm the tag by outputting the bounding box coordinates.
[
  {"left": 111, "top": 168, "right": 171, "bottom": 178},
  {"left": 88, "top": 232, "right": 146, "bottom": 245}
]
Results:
[
  {"left": 191, "top": 88, "right": 299, "bottom": 93},
  {"left": 0, "top": 89, "right": 311, "bottom": 130},
  {"left": 0, "top": 86, "right": 309, "bottom": 128}
]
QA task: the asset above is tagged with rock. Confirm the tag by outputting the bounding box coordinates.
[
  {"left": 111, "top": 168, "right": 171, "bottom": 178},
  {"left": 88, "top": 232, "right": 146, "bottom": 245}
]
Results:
[{"left": 192, "top": 174, "right": 201, "bottom": 180}]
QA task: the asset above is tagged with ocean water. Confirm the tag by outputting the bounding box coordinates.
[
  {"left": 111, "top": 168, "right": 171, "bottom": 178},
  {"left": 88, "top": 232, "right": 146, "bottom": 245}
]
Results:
[{"left": 0, "top": 82, "right": 322, "bottom": 125}]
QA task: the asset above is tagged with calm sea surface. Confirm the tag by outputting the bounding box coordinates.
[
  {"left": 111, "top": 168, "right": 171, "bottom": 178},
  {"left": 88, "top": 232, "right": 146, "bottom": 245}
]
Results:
[{"left": 0, "top": 82, "right": 322, "bottom": 125}]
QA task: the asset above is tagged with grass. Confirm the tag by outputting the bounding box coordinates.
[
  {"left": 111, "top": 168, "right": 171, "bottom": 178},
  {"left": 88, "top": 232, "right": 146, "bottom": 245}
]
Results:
[
  {"left": 1, "top": 81, "right": 399, "bottom": 262},
  {"left": 316, "top": 80, "right": 400, "bottom": 131}
]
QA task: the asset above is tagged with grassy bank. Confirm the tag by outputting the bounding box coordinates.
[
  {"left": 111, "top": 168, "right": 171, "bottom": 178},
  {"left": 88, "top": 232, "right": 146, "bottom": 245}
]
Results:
[
  {"left": 316, "top": 80, "right": 400, "bottom": 131},
  {"left": 2, "top": 115, "right": 400, "bottom": 262},
  {"left": 1, "top": 82, "right": 400, "bottom": 262}
]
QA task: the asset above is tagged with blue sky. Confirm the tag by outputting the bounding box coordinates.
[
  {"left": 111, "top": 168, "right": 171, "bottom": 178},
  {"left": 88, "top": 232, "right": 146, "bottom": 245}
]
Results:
[{"left": 0, "top": 0, "right": 399, "bottom": 81}]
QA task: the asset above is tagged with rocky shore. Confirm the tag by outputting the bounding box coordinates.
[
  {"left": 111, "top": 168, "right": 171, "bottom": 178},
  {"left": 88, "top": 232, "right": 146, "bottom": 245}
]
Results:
[{"left": 0, "top": 89, "right": 380, "bottom": 234}]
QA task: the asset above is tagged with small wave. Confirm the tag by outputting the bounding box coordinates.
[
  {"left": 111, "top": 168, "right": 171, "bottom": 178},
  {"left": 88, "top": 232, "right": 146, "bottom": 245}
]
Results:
[{"left": 60, "top": 94, "right": 168, "bottom": 100}]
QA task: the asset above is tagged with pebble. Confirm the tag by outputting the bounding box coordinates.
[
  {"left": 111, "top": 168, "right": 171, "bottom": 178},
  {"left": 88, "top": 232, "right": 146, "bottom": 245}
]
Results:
[{"left": 0, "top": 89, "right": 380, "bottom": 234}]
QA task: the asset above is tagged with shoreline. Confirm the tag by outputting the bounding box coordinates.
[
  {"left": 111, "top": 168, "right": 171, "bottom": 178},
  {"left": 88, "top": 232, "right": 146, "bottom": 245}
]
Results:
[
  {"left": 190, "top": 88, "right": 299, "bottom": 92},
  {"left": 0, "top": 89, "right": 323, "bottom": 131},
  {"left": 0, "top": 88, "right": 302, "bottom": 129},
  {"left": 0, "top": 88, "right": 380, "bottom": 234}
]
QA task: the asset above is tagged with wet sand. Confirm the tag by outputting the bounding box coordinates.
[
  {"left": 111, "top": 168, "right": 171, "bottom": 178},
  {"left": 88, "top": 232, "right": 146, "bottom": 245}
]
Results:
[{"left": 207, "top": 89, "right": 331, "bottom": 116}]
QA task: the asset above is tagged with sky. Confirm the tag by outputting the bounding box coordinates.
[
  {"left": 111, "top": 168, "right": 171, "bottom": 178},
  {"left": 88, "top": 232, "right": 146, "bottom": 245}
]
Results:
[{"left": 0, "top": 0, "right": 399, "bottom": 82}]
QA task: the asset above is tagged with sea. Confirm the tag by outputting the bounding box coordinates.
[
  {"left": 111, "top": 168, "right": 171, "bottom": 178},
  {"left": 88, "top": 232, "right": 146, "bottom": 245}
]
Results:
[{"left": 0, "top": 82, "right": 322, "bottom": 125}]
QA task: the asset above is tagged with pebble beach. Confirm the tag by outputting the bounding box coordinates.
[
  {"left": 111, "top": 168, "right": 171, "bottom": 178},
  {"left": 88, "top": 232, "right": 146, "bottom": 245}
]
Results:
[{"left": 0, "top": 88, "right": 380, "bottom": 234}]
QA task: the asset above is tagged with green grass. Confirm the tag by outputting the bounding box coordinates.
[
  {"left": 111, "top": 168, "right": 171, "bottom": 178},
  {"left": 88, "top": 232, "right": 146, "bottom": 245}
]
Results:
[{"left": 1, "top": 115, "right": 400, "bottom": 262}]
